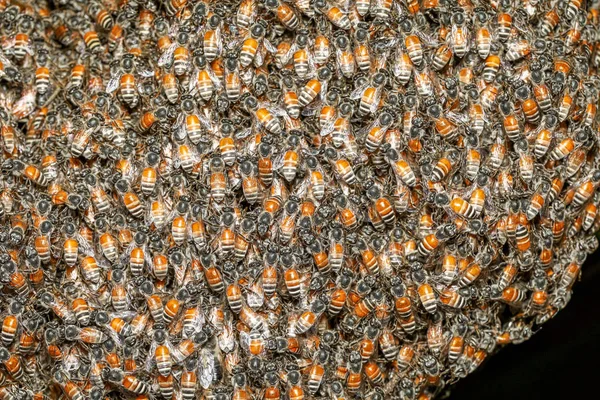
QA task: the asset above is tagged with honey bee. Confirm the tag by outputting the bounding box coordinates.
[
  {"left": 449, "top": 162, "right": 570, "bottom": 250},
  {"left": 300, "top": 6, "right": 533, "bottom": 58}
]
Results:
[
  {"left": 427, "top": 102, "right": 457, "bottom": 141},
  {"left": 334, "top": 33, "right": 356, "bottom": 78},
  {"left": 291, "top": 30, "right": 313, "bottom": 79},
  {"left": 450, "top": 12, "right": 469, "bottom": 58},
  {"left": 351, "top": 71, "right": 387, "bottom": 116},
  {"left": 315, "top": 0, "right": 351, "bottom": 30},
  {"left": 354, "top": 24, "right": 371, "bottom": 72},
  {"left": 244, "top": 95, "right": 283, "bottom": 135}
]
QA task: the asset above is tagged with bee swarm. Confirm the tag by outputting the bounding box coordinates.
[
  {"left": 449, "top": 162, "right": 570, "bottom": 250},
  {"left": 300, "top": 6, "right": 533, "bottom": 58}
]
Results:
[{"left": 0, "top": 0, "right": 599, "bottom": 399}]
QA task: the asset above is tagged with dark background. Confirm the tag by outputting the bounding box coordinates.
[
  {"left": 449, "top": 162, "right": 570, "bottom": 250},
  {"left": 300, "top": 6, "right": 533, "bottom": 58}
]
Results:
[{"left": 447, "top": 250, "right": 600, "bottom": 399}]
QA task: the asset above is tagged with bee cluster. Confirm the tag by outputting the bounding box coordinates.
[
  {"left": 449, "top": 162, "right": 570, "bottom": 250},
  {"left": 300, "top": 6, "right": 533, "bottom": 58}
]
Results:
[{"left": 1, "top": 0, "right": 600, "bottom": 398}]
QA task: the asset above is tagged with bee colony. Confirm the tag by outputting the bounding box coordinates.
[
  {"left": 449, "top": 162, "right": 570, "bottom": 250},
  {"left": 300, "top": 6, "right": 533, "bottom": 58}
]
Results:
[{"left": 0, "top": 0, "right": 599, "bottom": 399}]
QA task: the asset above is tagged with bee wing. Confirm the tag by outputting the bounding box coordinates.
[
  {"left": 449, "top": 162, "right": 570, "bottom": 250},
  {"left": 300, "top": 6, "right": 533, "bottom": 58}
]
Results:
[
  {"left": 350, "top": 85, "right": 366, "bottom": 100},
  {"left": 357, "top": 116, "right": 378, "bottom": 137},
  {"left": 415, "top": 29, "right": 440, "bottom": 48},
  {"left": 320, "top": 119, "right": 335, "bottom": 137},
  {"left": 11, "top": 87, "right": 37, "bottom": 120},
  {"left": 301, "top": 100, "right": 322, "bottom": 117},
  {"left": 201, "top": 108, "right": 218, "bottom": 134},
  {"left": 254, "top": 46, "right": 266, "bottom": 67},
  {"left": 319, "top": 80, "right": 328, "bottom": 102},
  {"left": 174, "top": 259, "right": 187, "bottom": 289},
  {"left": 207, "top": 68, "right": 223, "bottom": 90},
  {"left": 282, "top": 42, "right": 297, "bottom": 66},
  {"left": 158, "top": 43, "right": 177, "bottom": 67},
  {"left": 188, "top": 68, "right": 200, "bottom": 93},
  {"left": 234, "top": 128, "right": 252, "bottom": 140},
  {"left": 218, "top": 321, "right": 236, "bottom": 353},
  {"left": 238, "top": 329, "right": 250, "bottom": 353},
  {"left": 240, "top": 68, "right": 254, "bottom": 86},
  {"left": 272, "top": 151, "right": 285, "bottom": 171},
  {"left": 446, "top": 111, "right": 469, "bottom": 125},
  {"left": 174, "top": 121, "right": 187, "bottom": 143},
  {"left": 144, "top": 340, "right": 157, "bottom": 372},
  {"left": 75, "top": 39, "right": 86, "bottom": 54},
  {"left": 370, "top": 89, "right": 383, "bottom": 113},
  {"left": 246, "top": 281, "right": 264, "bottom": 309},
  {"left": 0, "top": 52, "right": 13, "bottom": 69},
  {"left": 105, "top": 74, "right": 121, "bottom": 94},
  {"left": 293, "top": 174, "right": 310, "bottom": 198},
  {"left": 216, "top": 28, "right": 223, "bottom": 56},
  {"left": 342, "top": 0, "right": 355, "bottom": 12},
  {"left": 198, "top": 348, "right": 216, "bottom": 389},
  {"left": 263, "top": 38, "right": 277, "bottom": 53},
  {"left": 77, "top": 232, "right": 95, "bottom": 256},
  {"left": 138, "top": 67, "right": 155, "bottom": 78},
  {"left": 307, "top": 51, "right": 317, "bottom": 77},
  {"left": 1, "top": 36, "right": 15, "bottom": 54},
  {"left": 110, "top": 310, "right": 138, "bottom": 321}
]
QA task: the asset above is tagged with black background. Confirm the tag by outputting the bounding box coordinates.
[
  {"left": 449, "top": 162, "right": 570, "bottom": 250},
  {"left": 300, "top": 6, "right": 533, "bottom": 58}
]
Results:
[{"left": 447, "top": 250, "right": 600, "bottom": 399}]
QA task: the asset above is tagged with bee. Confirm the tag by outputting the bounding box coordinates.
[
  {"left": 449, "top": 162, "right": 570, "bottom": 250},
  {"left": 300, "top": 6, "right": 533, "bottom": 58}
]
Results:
[
  {"left": 292, "top": 30, "right": 313, "bottom": 79},
  {"left": 386, "top": 148, "right": 417, "bottom": 187},
  {"left": 12, "top": 23, "right": 34, "bottom": 61},
  {"left": 432, "top": 44, "right": 453, "bottom": 71},
  {"left": 316, "top": 0, "right": 351, "bottom": 30},
  {"left": 405, "top": 33, "right": 424, "bottom": 66},
  {"left": 487, "top": 139, "right": 507, "bottom": 172},
  {"left": 352, "top": 70, "right": 386, "bottom": 116},
  {"left": 515, "top": 140, "right": 534, "bottom": 183},
  {"left": 496, "top": 13, "right": 512, "bottom": 42},
  {"left": 257, "top": 138, "right": 274, "bottom": 187},
  {"left": 534, "top": 125, "right": 553, "bottom": 159},
  {"left": 210, "top": 156, "right": 227, "bottom": 203},
  {"left": 540, "top": 9, "right": 560, "bottom": 35},
  {"left": 335, "top": 33, "right": 355, "bottom": 78},
  {"left": 354, "top": 24, "right": 371, "bottom": 72},
  {"left": 218, "top": 210, "right": 237, "bottom": 254},
  {"left": 327, "top": 272, "right": 353, "bottom": 316},
  {"left": 482, "top": 54, "right": 501, "bottom": 83},
  {"left": 314, "top": 22, "right": 331, "bottom": 65},
  {"left": 191, "top": 54, "right": 218, "bottom": 101},
  {"left": 549, "top": 137, "right": 575, "bottom": 161},
  {"left": 202, "top": 15, "right": 222, "bottom": 62},
  {"left": 427, "top": 102, "right": 457, "bottom": 141},
  {"left": 238, "top": 159, "right": 259, "bottom": 205},
  {"left": 217, "top": 128, "right": 237, "bottom": 169},
  {"left": 394, "top": 45, "right": 413, "bottom": 85},
  {"left": 498, "top": 286, "right": 527, "bottom": 305},
  {"left": 111, "top": 57, "right": 140, "bottom": 108},
  {"left": 325, "top": 147, "right": 356, "bottom": 186},
  {"left": 281, "top": 75, "right": 301, "bottom": 120},
  {"left": 237, "top": 0, "right": 257, "bottom": 29},
  {"left": 140, "top": 163, "right": 158, "bottom": 199},
  {"left": 244, "top": 95, "right": 283, "bottom": 135},
  {"left": 515, "top": 86, "right": 540, "bottom": 125},
  {"left": 572, "top": 171, "right": 600, "bottom": 209},
  {"left": 475, "top": 18, "right": 492, "bottom": 58},
  {"left": 34, "top": 52, "right": 51, "bottom": 96},
  {"left": 365, "top": 111, "right": 394, "bottom": 153},
  {"left": 450, "top": 12, "right": 469, "bottom": 58},
  {"left": 565, "top": 23, "right": 582, "bottom": 49},
  {"left": 88, "top": 2, "right": 113, "bottom": 30},
  {"left": 83, "top": 26, "right": 103, "bottom": 53},
  {"left": 329, "top": 101, "right": 353, "bottom": 147},
  {"left": 266, "top": 0, "right": 300, "bottom": 30},
  {"left": 222, "top": 55, "right": 242, "bottom": 103},
  {"left": 1, "top": 311, "right": 20, "bottom": 347}
]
